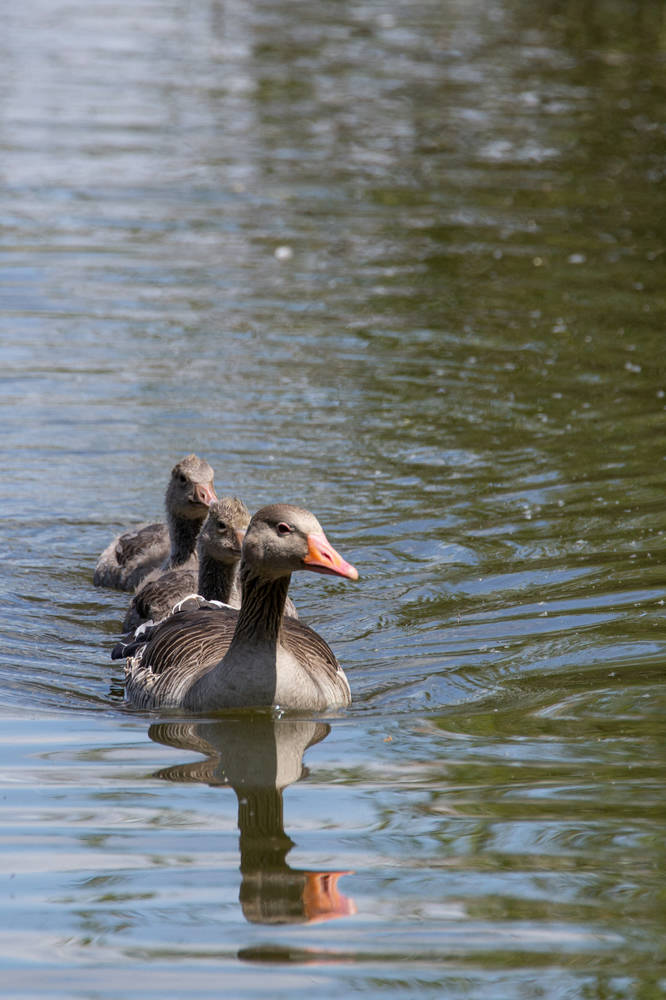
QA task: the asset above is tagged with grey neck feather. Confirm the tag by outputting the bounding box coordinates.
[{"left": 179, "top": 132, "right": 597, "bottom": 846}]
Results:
[
  {"left": 198, "top": 554, "right": 241, "bottom": 605},
  {"left": 166, "top": 510, "right": 204, "bottom": 567},
  {"left": 228, "top": 568, "right": 291, "bottom": 652}
]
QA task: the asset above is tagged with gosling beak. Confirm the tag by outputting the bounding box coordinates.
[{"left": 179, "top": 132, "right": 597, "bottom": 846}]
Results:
[
  {"left": 193, "top": 482, "right": 218, "bottom": 507},
  {"left": 304, "top": 533, "right": 359, "bottom": 580}
]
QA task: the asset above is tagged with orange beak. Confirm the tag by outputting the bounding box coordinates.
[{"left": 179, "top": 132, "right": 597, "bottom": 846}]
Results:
[
  {"left": 304, "top": 533, "right": 359, "bottom": 580},
  {"left": 302, "top": 871, "right": 357, "bottom": 923}
]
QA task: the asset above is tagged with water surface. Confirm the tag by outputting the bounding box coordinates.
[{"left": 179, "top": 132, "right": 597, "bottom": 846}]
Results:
[{"left": 1, "top": 0, "right": 665, "bottom": 997}]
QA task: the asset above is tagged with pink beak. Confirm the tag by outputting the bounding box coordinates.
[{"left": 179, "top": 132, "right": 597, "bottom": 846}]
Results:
[{"left": 194, "top": 482, "right": 218, "bottom": 506}]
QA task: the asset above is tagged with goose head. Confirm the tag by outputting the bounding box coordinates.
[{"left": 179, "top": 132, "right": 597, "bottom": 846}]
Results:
[
  {"left": 197, "top": 497, "right": 251, "bottom": 564},
  {"left": 241, "top": 504, "right": 358, "bottom": 582},
  {"left": 166, "top": 454, "right": 217, "bottom": 520}
]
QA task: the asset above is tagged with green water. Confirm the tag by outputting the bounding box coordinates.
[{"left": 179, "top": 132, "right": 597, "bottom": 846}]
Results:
[{"left": 0, "top": 0, "right": 664, "bottom": 996}]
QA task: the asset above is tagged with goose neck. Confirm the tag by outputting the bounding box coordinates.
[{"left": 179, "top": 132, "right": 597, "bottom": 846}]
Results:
[
  {"left": 167, "top": 511, "right": 203, "bottom": 566},
  {"left": 229, "top": 571, "right": 290, "bottom": 650},
  {"left": 198, "top": 555, "right": 240, "bottom": 605}
]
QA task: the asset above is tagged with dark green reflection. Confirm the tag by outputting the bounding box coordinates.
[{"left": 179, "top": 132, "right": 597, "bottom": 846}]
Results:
[{"left": 150, "top": 715, "right": 356, "bottom": 927}]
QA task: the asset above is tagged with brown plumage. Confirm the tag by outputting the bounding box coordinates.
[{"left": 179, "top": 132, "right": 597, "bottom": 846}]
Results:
[
  {"left": 120, "top": 504, "right": 358, "bottom": 712},
  {"left": 94, "top": 454, "right": 217, "bottom": 592},
  {"left": 121, "top": 496, "right": 251, "bottom": 631}
]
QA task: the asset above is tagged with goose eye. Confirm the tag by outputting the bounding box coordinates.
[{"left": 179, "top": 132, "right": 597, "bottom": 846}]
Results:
[
  {"left": 178, "top": 473, "right": 187, "bottom": 484},
  {"left": 277, "top": 522, "right": 292, "bottom": 535}
]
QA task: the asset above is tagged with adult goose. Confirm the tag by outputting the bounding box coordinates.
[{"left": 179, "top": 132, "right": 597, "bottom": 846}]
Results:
[
  {"left": 119, "top": 504, "right": 358, "bottom": 712},
  {"left": 94, "top": 454, "right": 217, "bottom": 592},
  {"left": 121, "top": 496, "right": 251, "bottom": 632}
]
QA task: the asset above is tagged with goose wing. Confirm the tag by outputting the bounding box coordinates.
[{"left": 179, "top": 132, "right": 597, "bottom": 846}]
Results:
[
  {"left": 123, "top": 566, "right": 199, "bottom": 631},
  {"left": 132, "top": 606, "right": 238, "bottom": 677},
  {"left": 116, "top": 522, "right": 169, "bottom": 567},
  {"left": 280, "top": 616, "right": 343, "bottom": 685}
]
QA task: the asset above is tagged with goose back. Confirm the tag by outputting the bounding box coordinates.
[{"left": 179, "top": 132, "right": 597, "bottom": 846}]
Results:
[{"left": 123, "top": 605, "right": 344, "bottom": 712}]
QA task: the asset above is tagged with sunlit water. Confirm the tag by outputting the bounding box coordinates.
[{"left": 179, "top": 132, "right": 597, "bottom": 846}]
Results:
[{"left": 1, "top": 0, "right": 665, "bottom": 997}]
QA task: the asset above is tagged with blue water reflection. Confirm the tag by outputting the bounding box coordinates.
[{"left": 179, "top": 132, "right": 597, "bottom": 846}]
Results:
[{"left": 1, "top": 0, "right": 665, "bottom": 996}]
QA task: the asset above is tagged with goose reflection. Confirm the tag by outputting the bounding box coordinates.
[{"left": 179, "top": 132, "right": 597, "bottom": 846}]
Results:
[{"left": 148, "top": 715, "right": 356, "bottom": 925}]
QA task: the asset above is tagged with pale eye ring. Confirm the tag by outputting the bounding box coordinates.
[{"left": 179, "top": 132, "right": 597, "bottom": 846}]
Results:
[{"left": 277, "top": 522, "right": 292, "bottom": 535}]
